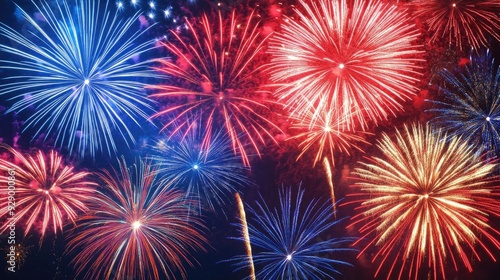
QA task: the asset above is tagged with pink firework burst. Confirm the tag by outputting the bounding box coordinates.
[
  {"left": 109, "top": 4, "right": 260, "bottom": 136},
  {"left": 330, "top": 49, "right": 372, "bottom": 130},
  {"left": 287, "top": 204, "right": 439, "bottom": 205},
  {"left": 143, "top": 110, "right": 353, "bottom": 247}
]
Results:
[
  {"left": 150, "top": 10, "right": 282, "bottom": 166},
  {"left": 0, "top": 145, "right": 95, "bottom": 242},
  {"left": 411, "top": 0, "right": 500, "bottom": 50},
  {"left": 267, "top": 0, "right": 423, "bottom": 129}
]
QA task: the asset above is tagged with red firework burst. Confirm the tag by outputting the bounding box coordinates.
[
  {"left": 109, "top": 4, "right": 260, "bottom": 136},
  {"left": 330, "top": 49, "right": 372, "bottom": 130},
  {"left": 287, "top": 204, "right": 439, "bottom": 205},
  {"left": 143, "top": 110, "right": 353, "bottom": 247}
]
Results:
[
  {"left": 0, "top": 145, "right": 95, "bottom": 242},
  {"left": 267, "top": 0, "right": 423, "bottom": 129},
  {"left": 149, "top": 10, "right": 281, "bottom": 166},
  {"left": 412, "top": 0, "right": 500, "bottom": 50}
]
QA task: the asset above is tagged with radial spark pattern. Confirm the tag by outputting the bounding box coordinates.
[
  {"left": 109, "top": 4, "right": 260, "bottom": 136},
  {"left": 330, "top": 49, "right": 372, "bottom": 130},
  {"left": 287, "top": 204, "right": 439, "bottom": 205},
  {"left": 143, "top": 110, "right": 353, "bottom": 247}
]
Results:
[
  {"left": 149, "top": 123, "right": 250, "bottom": 215},
  {"left": 412, "top": 0, "right": 500, "bottom": 50},
  {"left": 267, "top": 0, "right": 422, "bottom": 129},
  {"left": 0, "top": 0, "right": 157, "bottom": 157},
  {"left": 288, "top": 101, "right": 367, "bottom": 166},
  {"left": 150, "top": 10, "right": 280, "bottom": 166},
  {"left": 231, "top": 187, "right": 355, "bottom": 280},
  {"left": 350, "top": 123, "right": 500, "bottom": 280},
  {"left": 67, "top": 159, "right": 206, "bottom": 280},
  {"left": 0, "top": 145, "right": 95, "bottom": 242},
  {"left": 429, "top": 51, "right": 500, "bottom": 156}
]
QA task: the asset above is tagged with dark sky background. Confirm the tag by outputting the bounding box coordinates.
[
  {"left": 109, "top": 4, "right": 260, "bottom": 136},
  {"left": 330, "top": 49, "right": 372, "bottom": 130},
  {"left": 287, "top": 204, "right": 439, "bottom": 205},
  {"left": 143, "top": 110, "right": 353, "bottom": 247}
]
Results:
[{"left": 1, "top": 0, "right": 500, "bottom": 279}]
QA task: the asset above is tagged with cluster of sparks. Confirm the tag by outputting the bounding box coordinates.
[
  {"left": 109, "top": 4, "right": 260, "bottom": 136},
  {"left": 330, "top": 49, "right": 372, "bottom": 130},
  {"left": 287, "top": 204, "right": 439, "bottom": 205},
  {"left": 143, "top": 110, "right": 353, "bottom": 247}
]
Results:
[{"left": 0, "top": 0, "right": 500, "bottom": 279}]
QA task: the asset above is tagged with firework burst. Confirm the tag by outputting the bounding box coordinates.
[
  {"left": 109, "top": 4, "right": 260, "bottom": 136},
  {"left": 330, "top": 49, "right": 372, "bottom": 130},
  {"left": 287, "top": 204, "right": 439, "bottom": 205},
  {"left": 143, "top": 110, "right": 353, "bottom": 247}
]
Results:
[
  {"left": 148, "top": 122, "right": 250, "bottom": 215},
  {"left": 288, "top": 101, "right": 367, "bottom": 167},
  {"left": 0, "top": 0, "right": 157, "bottom": 157},
  {"left": 0, "top": 145, "right": 95, "bottom": 242},
  {"left": 67, "top": 158, "right": 207, "bottom": 280},
  {"left": 349, "top": 123, "right": 500, "bottom": 280},
  {"left": 267, "top": 0, "right": 422, "bottom": 129},
  {"left": 230, "top": 186, "right": 355, "bottom": 280},
  {"left": 411, "top": 0, "right": 500, "bottom": 50},
  {"left": 429, "top": 50, "right": 500, "bottom": 156},
  {"left": 149, "top": 10, "right": 281, "bottom": 166}
]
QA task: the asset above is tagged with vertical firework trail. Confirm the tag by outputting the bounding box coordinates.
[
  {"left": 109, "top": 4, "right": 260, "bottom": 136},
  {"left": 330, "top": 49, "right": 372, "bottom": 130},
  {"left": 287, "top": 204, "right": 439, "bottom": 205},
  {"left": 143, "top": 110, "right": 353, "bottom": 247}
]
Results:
[
  {"left": 235, "top": 193, "right": 255, "bottom": 280},
  {"left": 323, "top": 157, "right": 337, "bottom": 220}
]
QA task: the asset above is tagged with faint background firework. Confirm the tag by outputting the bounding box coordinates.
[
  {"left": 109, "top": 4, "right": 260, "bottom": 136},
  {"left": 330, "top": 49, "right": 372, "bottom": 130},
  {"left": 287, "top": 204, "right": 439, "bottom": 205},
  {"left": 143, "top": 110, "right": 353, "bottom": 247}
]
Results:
[
  {"left": 230, "top": 186, "right": 356, "bottom": 280},
  {"left": 428, "top": 50, "right": 500, "bottom": 157},
  {"left": 67, "top": 158, "right": 207, "bottom": 280},
  {"left": 411, "top": 0, "right": 500, "bottom": 51},
  {"left": 0, "top": 145, "right": 95, "bottom": 243},
  {"left": 149, "top": 9, "right": 283, "bottom": 166},
  {"left": 348, "top": 123, "right": 500, "bottom": 280},
  {"left": 0, "top": 0, "right": 158, "bottom": 158}
]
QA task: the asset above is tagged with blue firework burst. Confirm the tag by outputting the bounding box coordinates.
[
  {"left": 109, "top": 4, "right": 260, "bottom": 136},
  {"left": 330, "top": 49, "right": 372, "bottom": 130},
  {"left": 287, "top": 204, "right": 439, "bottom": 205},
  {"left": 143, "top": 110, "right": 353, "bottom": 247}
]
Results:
[
  {"left": 148, "top": 122, "right": 250, "bottom": 215},
  {"left": 231, "top": 187, "right": 356, "bottom": 280},
  {"left": 428, "top": 50, "right": 500, "bottom": 156},
  {"left": 0, "top": 0, "right": 157, "bottom": 157}
]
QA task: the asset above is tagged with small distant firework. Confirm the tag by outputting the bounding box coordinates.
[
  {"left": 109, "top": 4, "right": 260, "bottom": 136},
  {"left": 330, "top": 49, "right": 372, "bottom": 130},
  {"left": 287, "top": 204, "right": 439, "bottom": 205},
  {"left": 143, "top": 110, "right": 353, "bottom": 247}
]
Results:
[
  {"left": 148, "top": 123, "right": 250, "bottom": 215},
  {"left": 0, "top": 145, "right": 95, "bottom": 242},
  {"left": 231, "top": 187, "right": 355, "bottom": 280},
  {"left": 67, "top": 158, "right": 207, "bottom": 280},
  {"left": 3, "top": 243, "right": 32, "bottom": 270},
  {"left": 429, "top": 50, "right": 500, "bottom": 156},
  {"left": 412, "top": 0, "right": 500, "bottom": 50},
  {"left": 288, "top": 101, "right": 367, "bottom": 167},
  {"left": 150, "top": 10, "right": 281, "bottom": 166},
  {"left": 267, "top": 0, "right": 422, "bottom": 129},
  {"left": 350, "top": 123, "right": 500, "bottom": 280},
  {"left": 0, "top": 0, "right": 157, "bottom": 157}
]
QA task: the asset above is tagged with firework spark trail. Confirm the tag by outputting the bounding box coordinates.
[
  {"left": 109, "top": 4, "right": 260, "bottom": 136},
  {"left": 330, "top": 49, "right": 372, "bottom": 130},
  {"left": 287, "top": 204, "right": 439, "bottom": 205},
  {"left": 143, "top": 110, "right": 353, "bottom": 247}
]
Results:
[
  {"left": 0, "top": 144, "right": 95, "bottom": 243},
  {"left": 323, "top": 157, "right": 337, "bottom": 220},
  {"left": 149, "top": 10, "right": 281, "bottom": 166},
  {"left": 235, "top": 193, "right": 256, "bottom": 280},
  {"left": 267, "top": 0, "right": 423, "bottom": 129},
  {"left": 0, "top": 0, "right": 157, "bottom": 157},
  {"left": 348, "top": 123, "right": 500, "bottom": 280},
  {"left": 412, "top": 0, "right": 500, "bottom": 50},
  {"left": 67, "top": 158, "right": 207, "bottom": 280},
  {"left": 429, "top": 50, "right": 500, "bottom": 157}
]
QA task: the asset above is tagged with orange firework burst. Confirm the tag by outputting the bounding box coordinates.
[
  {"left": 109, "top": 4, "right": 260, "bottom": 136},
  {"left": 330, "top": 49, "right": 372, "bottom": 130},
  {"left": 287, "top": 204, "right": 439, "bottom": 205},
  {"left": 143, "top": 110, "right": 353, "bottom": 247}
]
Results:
[
  {"left": 150, "top": 10, "right": 281, "bottom": 166},
  {"left": 0, "top": 145, "right": 95, "bottom": 242},
  {"left": 67, "top": 158, "right": 207, "bottom": 280},
  {"left": 267, "top": 0, "right": 423, "bottom": 129},
  {"left": 411, "top": 0, "right": 500, "bottom": 50},
  {"left": 348, "top": 123, "right": 500, "bottom": 279}
]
